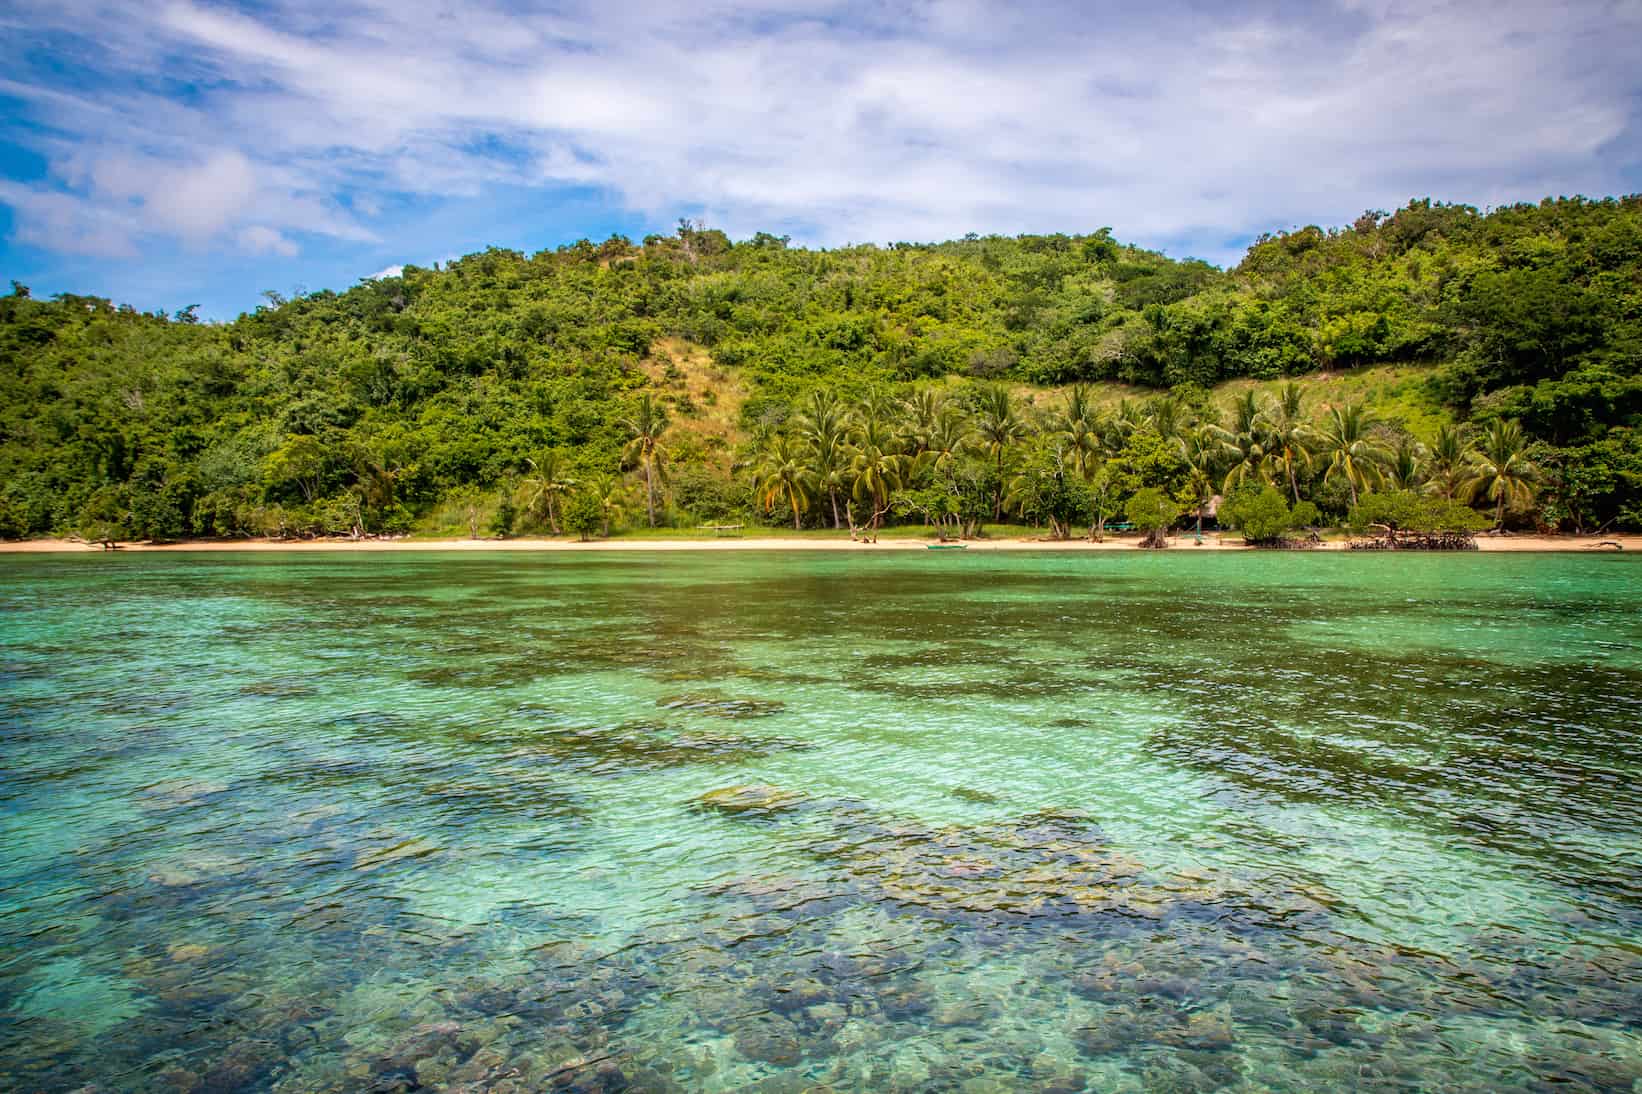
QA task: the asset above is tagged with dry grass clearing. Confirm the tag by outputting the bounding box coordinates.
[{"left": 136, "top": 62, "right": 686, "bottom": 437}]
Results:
[{"left": 640, "top": 337, "right": 749, "bottom": 466}]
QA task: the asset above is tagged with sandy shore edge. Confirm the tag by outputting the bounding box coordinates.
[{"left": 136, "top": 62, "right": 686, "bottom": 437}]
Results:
[{"left": 2, "top": 534, "right": 1636, "bottom": 554}]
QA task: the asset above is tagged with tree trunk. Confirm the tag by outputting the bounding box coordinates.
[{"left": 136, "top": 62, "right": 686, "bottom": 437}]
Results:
[
  {"left": 1287, "top": 462, "right": 1300, "bottom": 504},
  {"left": 993, "top": 451, "right": 1004, "bottom": 521},
  {"left": 829, "top": 489, "right": 840, "bottom": 529},
  {"left": 1496, "top": 491, "right": 1505, "bottom": 530},
  {"left": 644, "top": 460, "right": 657, "bottom": 527},
  {"left": 792, "top": 498, "right": 801, "bottom": 531},
  {"left": 548, "top": 496, "right": 561, "bottom": 535}
]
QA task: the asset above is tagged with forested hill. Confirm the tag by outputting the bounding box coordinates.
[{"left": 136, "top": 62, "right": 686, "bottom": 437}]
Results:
[{"left": 3, "top": 196, "right": 1641, "bottom": 541}]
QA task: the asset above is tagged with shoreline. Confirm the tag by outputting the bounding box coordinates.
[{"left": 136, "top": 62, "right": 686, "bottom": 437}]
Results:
[{"left": 1, "top": 534, "right": 1636, "bottom": 554}]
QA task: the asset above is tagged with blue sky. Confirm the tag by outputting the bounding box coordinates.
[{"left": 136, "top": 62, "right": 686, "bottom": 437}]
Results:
[{"left": 2, "top": 0, "right": 1639, "bottom": 319}]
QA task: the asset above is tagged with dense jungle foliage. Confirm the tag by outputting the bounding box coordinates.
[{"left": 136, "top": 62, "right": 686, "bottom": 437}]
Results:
[{"left": 2, "top": 195, "right": 1640, "bottom": 541}]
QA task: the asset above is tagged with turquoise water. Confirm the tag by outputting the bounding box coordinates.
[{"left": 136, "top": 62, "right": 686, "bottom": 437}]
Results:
[{"left": 2, "top": 551, "right": 1640, "bottom": 1092}]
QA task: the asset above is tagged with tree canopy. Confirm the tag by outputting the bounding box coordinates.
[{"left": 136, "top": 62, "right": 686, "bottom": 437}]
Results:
[{"left": 3, "top": 195, "right": 1640, "bottom": 541}]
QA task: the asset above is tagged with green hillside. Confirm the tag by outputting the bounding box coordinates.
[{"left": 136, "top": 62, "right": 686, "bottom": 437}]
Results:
[{"left": 3, "top": 196, "right": 1640, "bottom": 540}]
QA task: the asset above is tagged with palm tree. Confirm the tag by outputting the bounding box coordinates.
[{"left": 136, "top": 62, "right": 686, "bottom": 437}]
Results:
[
  {"left": 1384, "top": 435, "right": 1428, "bottom": 492},
  {"left": 797, "top": 390, "right": 849, "bottom": 528},
  {"left": 620, "top": 395, "right": 670, "bottom": 527},
  {"left": 755, "top": 436, "right": 816, "bottom": 530},
  {"left": 1226, "top": 390, "right": 1262, "bottom": 438},
  {"left": 900, "top": 386, "right": 946, "bottom": 455},
  {"left": 1464, "top": 418, "right": 1540, "bottom": 529},
  {"left": 1110, "top": 398, "right": 1147, "bottom": 445},
  {"left": 1180, "top": 426, "right": 1223, "bottom": 539},
  {"left": 1319, "top": 403, "right": 1387, "bottom": 507},
  {"left": 585, "top": 473, "right": 630, "bottom": 537},
  {"left": 1147, "top": 394, "right": 1193, "bottom": 451},
  {"left": 856, "top": 387, "right": 902, "bottom": 434},
  {"left": 524, "top": 449, "right": 576, "bottom": 534},
  {"left": 1266, "top": 383, "right": 1314, "bottom": 504},
  {"left": 1055, "top": 385, "right": 1106, "bottom": 483},
  {"left": 917, "top": 405, "right": 973, "bottom": 485},
  {"left": 1216, "top": 427, "right": 1269, "bottom": 496},
  {"left": 848, "top": 417, "right": 904, "bottom": 541},
  {"left": 1424, "top": 424, "right": 1474, "bottom": 501},
  {"left": 974, "top": 384, "right": 1030, "bottom": 520}
]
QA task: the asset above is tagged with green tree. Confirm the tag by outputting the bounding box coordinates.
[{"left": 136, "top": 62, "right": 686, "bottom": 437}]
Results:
[
  {"left": 1266, "top": 382, "right": 1315, "bottom": 503},
  {"left": 1124, "top": 487, "right": 1179, "bottom": 548},
  {"left": 1463, "top": 418, "right": 1541, "bottom": 528},
  {"left": 848, "top": 417, "right": 905, "bottom": 541},
  {"left": 973, "top": 384, "right": 1030, "bottom": 520},
  {"left": 1350, "top": 490, "right": 1488, "bottom": 546},
  {"left": 489, "top": 487, "right": 518, "bottom": 538},
  {"left": 1319, "top": 403, "right": 1387, "bottom": 507},
  {"left": 584, "top": 473, "right": 631, "bottom": 536},
  {"left": 1384, "top": 435, "right": 1428, "bottom": 491},
  {"left": 1424, "top": 424, "right": 1475, "bottom": 501},
  {"left": 1218, "top": 483, "right": 1318, "bottom": 545},
  {"left": 798, "top": 390, "right": 850, "bottom": 528},
  {"left": 562, "top": 489, "right": 603, "bottom": 541},
  {"left": 755, "top": 435, "right": 816, "bottom": 530},
  {"left": 78, "top": 484, "right": 132, "bottom": 546},
  {"left": 525, "top": 449, "right": 576, "bottom": 534},
  {"left": 621, "top": 395, "right": 671, "bottom": 527}
]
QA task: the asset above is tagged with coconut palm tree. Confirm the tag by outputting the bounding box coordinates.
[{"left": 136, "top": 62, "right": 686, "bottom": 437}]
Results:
[
  {"left": 797, "top": 390, "right": 849, "bottom": 528},
  {"left": 974, "top": 384, "right": 1030, "bottom": 520},
  {"left": 1266, "top": 383, "right": 1315, "bottom": 504},
  {"left": 1217, "top": 427, "right": 1270, "bottom": 496},
  {"left": 755, "top": 436, "right": 816, "bottom": 530},
  {"left": 1110, "top": 398, "right": 1147, "bottom": 445},
  {"left": 620, "top": 395, "right": 670, "bottom": 527},
  {"left": 1055, "top": 385, "right": 1106, "bottom": 483},
  {"left": 917, "top": 405, "right": 973, "bottom": 485},
  {"left": 1226, "top": 390, "right": 1263, "bottom": 439},
  {"left": 848, "top": 417, "right": 905, "bottom": 541},
  {"left": 524, "top": 449, "right": 576, "bottom": 534},
  {"left": 1147, "top": 394, "right": 1194, "bottom": 451},
  {"left": 584, "top": 473, "right": 630, "bottom": 537},
  {"left": 1384, "top": 435, "right": 1429, "bottom": 492},
  {"left": 1464, "top": 418, "right": 1540, "bottom": 529},
  {"left": 1319, "top": 403, "right": 1387, "bottom": 507},
  {"left": 856, "top": 388, "right": 902, "bottom": 434},
  {"left": 1424, "top": 424, "right": 1475, "bottom": 501},
  {"left": 900, "top": 386, "right": 946, "bottom": 455},
  {"left": 1180, "top": 426, "right": 1223, "bottom": 539}
]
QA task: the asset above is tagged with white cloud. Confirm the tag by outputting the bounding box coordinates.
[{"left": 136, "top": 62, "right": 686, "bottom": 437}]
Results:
[
  {"left": 239, "top": 225, "right": 299, "bottom": 256},
  {"left": 1, "top": 0, "right": 1639, "bottom": 266},
  {"left": 365, "top": 264, "right": 404, "bottom": 280}
]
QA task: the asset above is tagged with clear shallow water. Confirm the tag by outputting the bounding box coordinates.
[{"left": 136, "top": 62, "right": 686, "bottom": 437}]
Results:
[{"left": 1, "top": 550, "right": 1640, "bottom": 1093}]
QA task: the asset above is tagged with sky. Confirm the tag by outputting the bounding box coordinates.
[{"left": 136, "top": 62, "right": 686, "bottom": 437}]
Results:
[{"left": 1, "top": 0, "right": 1639, "bottom": 319}]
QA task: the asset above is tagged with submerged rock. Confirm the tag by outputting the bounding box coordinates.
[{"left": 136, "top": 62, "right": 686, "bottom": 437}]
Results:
[
  {"left": 525, "top": 720, "right": 810, "bottom": 775},
  {"left": 137, "top": 779, "right": 231, "bottom": 812},
  {"left": 696, "top": 784, "right": 807, "bottom": 817},
  {"left": 658, "top": 692, "right": 786, "bottom": 719},
  {"left": 733, "top": 1013, "right": 803, "bottom": 1065}
]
